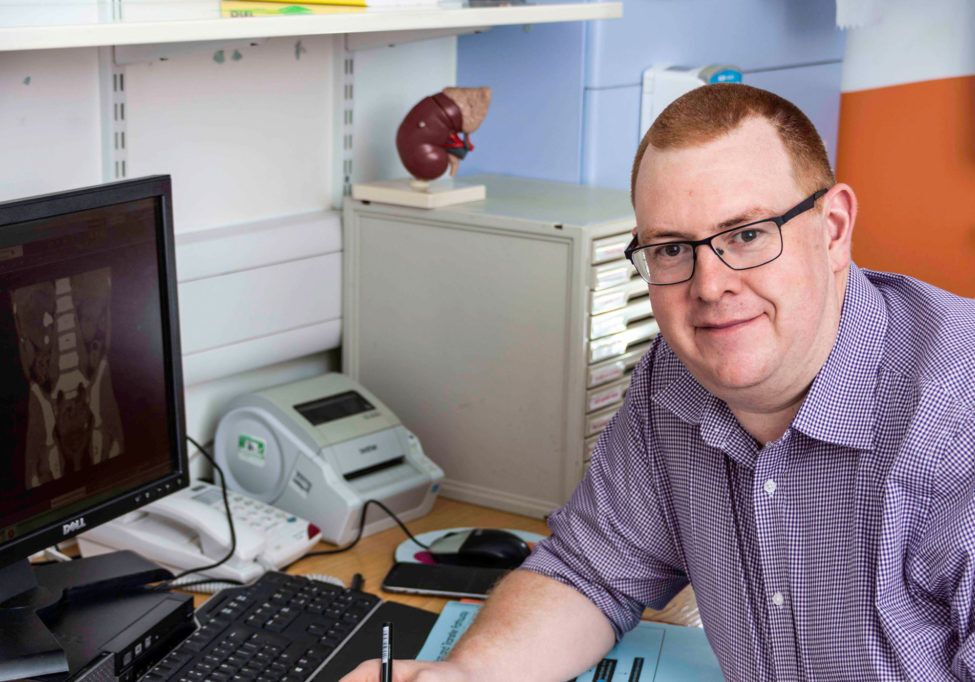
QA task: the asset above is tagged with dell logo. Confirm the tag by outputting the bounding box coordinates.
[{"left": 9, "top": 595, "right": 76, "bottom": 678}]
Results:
[
  {"left": 63, "top": 518, "right": 86, "bottom": 535},
  {"left": 359, "top": 444, "right": 378, "bottom": 455}
]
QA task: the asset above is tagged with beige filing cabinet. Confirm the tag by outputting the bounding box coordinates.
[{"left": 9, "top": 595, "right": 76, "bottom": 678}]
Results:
[{"left": 342, "top": 175, "right": 659, "bottom": 518}]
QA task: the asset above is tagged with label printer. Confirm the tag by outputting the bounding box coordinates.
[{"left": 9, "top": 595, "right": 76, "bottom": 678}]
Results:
[{"left": 213, "top": 374, "right": 444, "bottom": 545}]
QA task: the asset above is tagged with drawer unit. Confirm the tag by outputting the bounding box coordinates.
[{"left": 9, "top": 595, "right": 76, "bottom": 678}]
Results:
[
  {"left": 588, "top": 319, "right": 660, "bottom": 363},
  {"left": 591, "top": 232, "right": 633, "bottom": 265},
  {"left": 586, "top": 403, "right": 621, "bottom": 437},
  {"left": 585, "top": 434, "right": 601, "bottom": 462},
  {"left": 587, "top": 342, "right": 651, "bottom": 388},
  {"left": 585, "top": 373, "right": 631, "bottom": 413},
  {"left": 590, "top": 259, "right": 636, "bottom": 290},
  {"left": 590, "top": 276, "right": 649, "bottom": 316},
  {"left": 344, "top": 174, "right": 657, "bottom": 518},
  {"left": 589, "top": 298, "right": 653, "bottom": 339}
]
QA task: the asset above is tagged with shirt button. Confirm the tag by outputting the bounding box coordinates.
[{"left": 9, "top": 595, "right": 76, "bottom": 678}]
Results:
[
  {"left": 772, "top": 591, "right": 784, "bottom": 607},
  {"left": 764, "top": 479, "right": 777, "bottom": 495}
]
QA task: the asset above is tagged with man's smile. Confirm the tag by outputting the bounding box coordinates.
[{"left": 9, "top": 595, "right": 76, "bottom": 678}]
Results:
[{"left": 694, "top": 313, "right": 764, "bottom": 333}]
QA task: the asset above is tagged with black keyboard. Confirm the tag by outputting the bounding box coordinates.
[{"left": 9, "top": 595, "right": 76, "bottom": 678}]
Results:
[{"left": 141, "top": 571, "right": 381, "bottom": 682}]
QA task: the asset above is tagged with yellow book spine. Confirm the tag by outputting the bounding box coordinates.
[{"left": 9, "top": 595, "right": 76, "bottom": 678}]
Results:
[
  {"left": 229, "top": 0, "right": 368, "bottom": 5},
  {"left": 220, "top": 1, "right": 367, "bottom": 16}
]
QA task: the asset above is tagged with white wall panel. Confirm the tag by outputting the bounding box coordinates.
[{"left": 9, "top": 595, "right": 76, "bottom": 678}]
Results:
[
  {"left": 0, "top": 47, "right": 102, "bottom": 202},
  {"left": 123, "top": 34, "right": 337, "bottom": 233},
  {"left": 175, "top": 209, "right": 341, "bottom": 282},
  {"left": 178, "top": 252, "right": 341, "bottom": 353},
  {"left": 182, "top": 318, "right": 341, "bottom": 388}
]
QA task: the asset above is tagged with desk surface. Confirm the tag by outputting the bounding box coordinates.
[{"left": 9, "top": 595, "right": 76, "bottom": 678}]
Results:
[{"left": 197, "top": 497, "right": 700, "bottom": 628}]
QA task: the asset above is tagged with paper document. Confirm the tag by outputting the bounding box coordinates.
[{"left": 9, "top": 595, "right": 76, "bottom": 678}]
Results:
[{"left": 416, "top": 601, "right": 723, "bottom": 681}]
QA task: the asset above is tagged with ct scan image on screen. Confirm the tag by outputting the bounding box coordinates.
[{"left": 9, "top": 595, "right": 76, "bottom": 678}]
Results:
[
  {"left": 12, "top": 267, "right": 125, "bottom": 489},
  {"left": 0, "top": 196, "right": 176, "bottom": 544}
]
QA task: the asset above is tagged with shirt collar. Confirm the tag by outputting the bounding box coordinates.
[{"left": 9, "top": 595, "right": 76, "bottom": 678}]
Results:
[
  {"left": 651, "top": 342, "right": 760, "bottom": 467},
  {"left": 791, "top": 263, "right": 886, "bottom": 451},
  {"left": 650, "top": 263, "right": 885, "bottom": 455}
]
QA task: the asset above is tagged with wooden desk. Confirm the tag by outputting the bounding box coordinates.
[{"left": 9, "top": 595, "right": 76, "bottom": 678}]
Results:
[{"left": 194, "top": 497, "right": 700, "bottom": 627}]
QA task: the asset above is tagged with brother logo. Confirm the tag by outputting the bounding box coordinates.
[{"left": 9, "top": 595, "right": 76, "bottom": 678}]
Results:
[
  {"left": 63, "top": 518, "right": 86, "bottom": 535},
  {"left": 359, "top": 444, "right": 378, "bottom": 455}
]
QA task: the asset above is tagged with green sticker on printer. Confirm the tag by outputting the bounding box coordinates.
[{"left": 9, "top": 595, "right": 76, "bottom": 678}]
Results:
[{"left": 237, "top": 434, "right": 266, "bottom": 467}]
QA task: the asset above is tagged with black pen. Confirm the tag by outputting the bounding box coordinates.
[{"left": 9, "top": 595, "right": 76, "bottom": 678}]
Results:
[{"left": 380, "top": 621, "right": 393, "bottom": 682}]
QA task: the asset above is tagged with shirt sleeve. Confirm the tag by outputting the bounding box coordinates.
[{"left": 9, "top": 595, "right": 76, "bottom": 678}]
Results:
[
  {"left": 519, "top": 351, "right": 689, "bottom": 640},
  {"left": 880, "top": 415, "right": 975, "bottom": 680}
]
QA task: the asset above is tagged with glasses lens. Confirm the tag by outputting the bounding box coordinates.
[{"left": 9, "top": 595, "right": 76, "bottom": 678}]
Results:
[
  {"left": 632, "top": 242, "right": 695, "bottom": 285},
  {"left": 712, "top": 221, "right": 782, "bottom": 270}
]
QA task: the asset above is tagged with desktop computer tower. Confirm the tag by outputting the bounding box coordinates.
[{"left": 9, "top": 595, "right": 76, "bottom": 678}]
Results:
[{"left": 343, "top": 175, "right": 658, "bottom": 518}]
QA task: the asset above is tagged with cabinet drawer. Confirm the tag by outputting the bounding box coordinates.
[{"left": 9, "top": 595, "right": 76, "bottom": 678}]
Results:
[
  {"left": 589, "top": 298, "right": 653, "bottom": 340},
  {"left": 590, "top": 277, "right": 648, "bottom": 316},
  {"left": 584, "top": 434, "right": 601, "bottom": 464},
  {"left": 587, "top": 342, "right": 651, "bottom": 387},
  {"left": 586, "top": 374, "right": 632, "bottom": 413},
  {"left": 586, "top": 403, "right": 621, "bottom": 437},
  {"left": 588, "top": 319, "right": 659, "bottom": 364},
  {"left": 589, "top": 259, "right": 636, "bottom": 290},
  {"left": 582, "top": 436, "right": 599, "bottom": 465},
  {"left": 591, "top": 232, "right": 633, "bottom": 265}
]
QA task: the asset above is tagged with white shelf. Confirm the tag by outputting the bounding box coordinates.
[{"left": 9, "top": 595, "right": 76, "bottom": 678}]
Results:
[{"left": 0, "top": 0, "right": 622, "bottom": 52}]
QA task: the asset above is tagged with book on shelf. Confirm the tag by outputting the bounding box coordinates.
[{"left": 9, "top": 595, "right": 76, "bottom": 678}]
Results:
[{"left": 221, "top": 0, "right": 439, "bottom": 12}]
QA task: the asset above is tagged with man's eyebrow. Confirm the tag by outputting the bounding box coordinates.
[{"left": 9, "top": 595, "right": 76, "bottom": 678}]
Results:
[
  {"left": 638, "top": 206, "right": 777, "bottom": 243},
  {"left": 714, "top": 206, "right": 773, "bottom": 231},
  {"left": 641, "top": 228, "right": 696, "bottom": 242}
]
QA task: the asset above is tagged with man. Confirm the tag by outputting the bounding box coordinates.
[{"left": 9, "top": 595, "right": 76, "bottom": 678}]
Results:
[{"left": 342, "top": 84, "right": 975, "bottom": 681}]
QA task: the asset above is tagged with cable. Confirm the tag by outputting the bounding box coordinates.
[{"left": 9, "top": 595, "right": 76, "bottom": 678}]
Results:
[
  {"left": 157, "top": 440, "right": 429, "bottom": 584},
  {"left": 155, "top": 436, "right": 238, "bottom": 590},
  {"left": 298, "top": 498, "right": 430, "bottom": 560},
  {"left": 168, "top": 576, "right": 246, "bottom": 594}
]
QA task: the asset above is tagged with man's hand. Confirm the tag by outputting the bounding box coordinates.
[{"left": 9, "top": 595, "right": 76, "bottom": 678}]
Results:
[{"left": 339, "top": 658, "right": 472, "bottom": 682}]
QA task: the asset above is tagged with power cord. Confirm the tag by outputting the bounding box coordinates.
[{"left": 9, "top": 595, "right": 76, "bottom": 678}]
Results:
[
  {"left": 297, "top": 498, "right": 430, "bottom": 561},
  {"left": 156, "top": 437, "right": 431, "bottom": 588}
]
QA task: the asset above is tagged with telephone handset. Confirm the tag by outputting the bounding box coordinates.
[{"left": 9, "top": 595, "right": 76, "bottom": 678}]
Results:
[
  {"left": 78, "top": 481, "right": 322, "bottom": 583},
  {"left": 144, "top": 490, "right": 267, "bottom": 566}
]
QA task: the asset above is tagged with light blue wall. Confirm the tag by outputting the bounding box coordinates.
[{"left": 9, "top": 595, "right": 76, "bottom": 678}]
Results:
[
  {"left": 457, "top": 0, "right": 845, "bottom": 190},
  {"left": 454, "top": 22, "right": 587, "bottom": 183}
]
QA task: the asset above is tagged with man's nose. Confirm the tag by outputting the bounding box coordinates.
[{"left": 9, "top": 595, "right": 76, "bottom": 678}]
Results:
[{"left": 688, "top": 244, "right": 740, "bottom": 301}]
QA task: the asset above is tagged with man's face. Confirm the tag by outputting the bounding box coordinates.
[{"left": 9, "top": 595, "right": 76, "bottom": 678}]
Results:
[{"left": 633, "top": 117, "right": 844, "bottom": 411}]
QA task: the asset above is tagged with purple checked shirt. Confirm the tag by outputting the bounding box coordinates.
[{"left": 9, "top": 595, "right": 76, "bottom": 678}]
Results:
[{"left": 522, "top": 264, "right": 975, "bottom": 681}]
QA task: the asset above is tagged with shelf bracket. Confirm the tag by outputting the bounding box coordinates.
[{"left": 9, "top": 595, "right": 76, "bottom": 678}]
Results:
[
  {"left": 98, "top": 47, "right": 127, "bottom": 181},
  {"left": 332, "top": 39, "right": 356, "bottom": 207}
]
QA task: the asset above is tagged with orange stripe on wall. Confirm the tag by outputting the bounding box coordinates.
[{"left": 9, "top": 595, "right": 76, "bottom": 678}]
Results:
[{"left": 836, "top": 75, "right": 975, "bottom": 298}]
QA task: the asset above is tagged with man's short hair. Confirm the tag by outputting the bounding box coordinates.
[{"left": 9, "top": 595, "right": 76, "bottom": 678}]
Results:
[{"left": 630, "top": 83, "right": 835, "bottom": 205}]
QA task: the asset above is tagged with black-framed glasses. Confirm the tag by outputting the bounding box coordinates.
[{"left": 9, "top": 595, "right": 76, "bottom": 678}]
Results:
[{"left": 625, "top": 188, "right": 829, "bottom": 286}]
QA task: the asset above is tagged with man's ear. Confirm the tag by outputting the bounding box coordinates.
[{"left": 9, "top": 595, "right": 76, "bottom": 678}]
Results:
[{"left": 821, "top": 183, "right": 857, "bottom": 274}]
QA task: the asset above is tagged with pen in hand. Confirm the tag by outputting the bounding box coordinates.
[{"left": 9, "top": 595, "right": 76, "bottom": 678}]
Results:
[{"left": 380, "top": 621, "right": 393, "bottom": 682}]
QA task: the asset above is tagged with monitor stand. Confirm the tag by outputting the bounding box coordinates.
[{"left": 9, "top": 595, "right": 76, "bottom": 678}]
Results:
[{"left": 0, "top": 551, "right": 172, "bottom": 682}]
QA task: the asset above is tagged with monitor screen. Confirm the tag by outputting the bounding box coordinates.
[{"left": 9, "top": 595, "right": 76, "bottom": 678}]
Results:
[{"left": 0, "top": 176, "right": 188, "bottom": 569}]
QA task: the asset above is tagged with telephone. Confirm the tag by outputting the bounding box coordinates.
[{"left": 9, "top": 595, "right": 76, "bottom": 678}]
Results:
[{"left": 77, "top": 481, "right": 322, "bottom": 583}]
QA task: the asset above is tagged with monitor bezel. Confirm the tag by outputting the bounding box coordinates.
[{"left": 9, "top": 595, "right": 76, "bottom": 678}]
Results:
[{"left": 0, "top": 175, "right": 189, "bottom": 569}]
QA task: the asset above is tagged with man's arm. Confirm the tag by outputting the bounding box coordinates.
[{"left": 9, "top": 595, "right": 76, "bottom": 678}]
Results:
[
  {"left": 339, "top": 569, "right": 615, "bottom": 682},
  {"left": 877, "top": 417, "right": 975, "bottom": 680}
]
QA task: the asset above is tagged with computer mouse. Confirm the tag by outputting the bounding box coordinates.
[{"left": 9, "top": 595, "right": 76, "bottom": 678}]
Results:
[{"left": 427, "top": 528, "right": 532, "bottom": 569}]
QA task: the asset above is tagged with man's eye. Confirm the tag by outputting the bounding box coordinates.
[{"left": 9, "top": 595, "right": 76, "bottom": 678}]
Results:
[
  {"left": 653, "top": 243, "right": 686, "bottom": 259},
  {"left": 736, "top": 229, "right": 759, "bottom": 243}
]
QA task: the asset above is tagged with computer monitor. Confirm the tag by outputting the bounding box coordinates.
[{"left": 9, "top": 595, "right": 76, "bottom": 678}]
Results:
[{"left": 0, "top": 176, "right": 189, "bottom": 678}]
